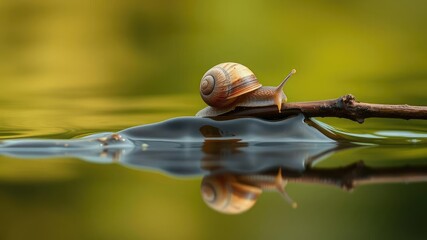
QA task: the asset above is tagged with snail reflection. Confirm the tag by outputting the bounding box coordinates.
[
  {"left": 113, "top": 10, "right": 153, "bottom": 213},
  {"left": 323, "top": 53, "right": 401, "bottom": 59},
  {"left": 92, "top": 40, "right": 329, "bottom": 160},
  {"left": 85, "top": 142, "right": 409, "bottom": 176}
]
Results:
[
  {"left": 1, "top": 114, "right": 426, "bottom": 215},
  {"left": 200, "top": 162, "right": 427, "bottom": 214},
  {"left": 201, "top": 168, "right": 296, "bottom": 214}
]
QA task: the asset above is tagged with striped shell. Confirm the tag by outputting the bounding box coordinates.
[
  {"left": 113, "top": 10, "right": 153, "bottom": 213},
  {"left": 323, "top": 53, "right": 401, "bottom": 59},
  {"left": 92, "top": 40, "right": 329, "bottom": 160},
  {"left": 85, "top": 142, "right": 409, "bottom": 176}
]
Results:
[
  {"left": 201, "top": 174, "right": 261, "bottom": 214},
  {"left": 199, "top": 62, "right": 262, "bottom": 108}
]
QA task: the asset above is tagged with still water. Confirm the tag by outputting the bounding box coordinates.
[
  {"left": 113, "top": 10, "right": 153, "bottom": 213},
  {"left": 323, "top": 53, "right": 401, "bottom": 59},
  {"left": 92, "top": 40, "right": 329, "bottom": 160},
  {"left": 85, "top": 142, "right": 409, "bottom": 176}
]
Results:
[
  {"left": 1, "top": 0, "right": 427, "bottom": 239},
  {"left": 1, "top": 97, "right": 427, "bottom": 239}
]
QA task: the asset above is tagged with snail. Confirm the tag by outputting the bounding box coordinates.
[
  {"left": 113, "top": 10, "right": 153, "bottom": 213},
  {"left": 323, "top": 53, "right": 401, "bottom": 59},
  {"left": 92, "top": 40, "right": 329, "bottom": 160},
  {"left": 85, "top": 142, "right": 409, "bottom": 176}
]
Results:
[
  {"left": 196, "top": 62, "right": 296, "bottom": 117},
  {"left": 201, "top": 168, "right": 297, "bottom": 214},
  {"left": 201, "top": 174, "right": 262, "bottom": 214}
]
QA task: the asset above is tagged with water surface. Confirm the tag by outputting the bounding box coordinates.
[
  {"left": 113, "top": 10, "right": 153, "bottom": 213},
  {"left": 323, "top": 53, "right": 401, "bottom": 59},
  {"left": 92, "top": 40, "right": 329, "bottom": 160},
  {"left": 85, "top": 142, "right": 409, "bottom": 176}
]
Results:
[
  {"left": 1, "top": 108, "right": 427, "bottom": 239},
  {"left": 1, "top": 0, "right": 427, "bottom": 238}
]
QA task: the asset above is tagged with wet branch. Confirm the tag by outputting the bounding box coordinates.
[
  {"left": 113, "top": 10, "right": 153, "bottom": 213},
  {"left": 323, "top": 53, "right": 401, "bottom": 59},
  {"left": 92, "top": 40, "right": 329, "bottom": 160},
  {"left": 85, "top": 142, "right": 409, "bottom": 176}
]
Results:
[
  {"left": 221, "top": 94, "right": 427, "bottom": 123},
  {"left": 276, "top": 161, "right": 427, "bottom": 191}
]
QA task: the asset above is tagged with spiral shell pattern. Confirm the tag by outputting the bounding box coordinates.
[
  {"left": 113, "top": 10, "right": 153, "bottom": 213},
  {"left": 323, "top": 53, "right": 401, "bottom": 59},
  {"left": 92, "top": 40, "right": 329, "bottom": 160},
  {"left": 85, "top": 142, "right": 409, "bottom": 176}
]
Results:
[
  {"left": 199, "top": 63, "right": 262, "bottom": 108},
  {"left": 201, "top": 174, "right": 261, "bottom": 214}
]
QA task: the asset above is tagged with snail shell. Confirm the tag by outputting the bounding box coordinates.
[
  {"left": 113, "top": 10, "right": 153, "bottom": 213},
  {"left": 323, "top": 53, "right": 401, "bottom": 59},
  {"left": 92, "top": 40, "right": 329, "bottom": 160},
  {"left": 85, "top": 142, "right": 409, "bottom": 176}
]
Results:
[
  {"left": 201, "top": 169, "right": 297, "bottom": 214},
  {"left": 201, "top": 174, "right": 261, "bottom": 214},
  {"left": 200, "top": 62, "right": 262, "bottom": 108},
  {"left": 197, "top": 62, "right": 296, "bottom": 117}
]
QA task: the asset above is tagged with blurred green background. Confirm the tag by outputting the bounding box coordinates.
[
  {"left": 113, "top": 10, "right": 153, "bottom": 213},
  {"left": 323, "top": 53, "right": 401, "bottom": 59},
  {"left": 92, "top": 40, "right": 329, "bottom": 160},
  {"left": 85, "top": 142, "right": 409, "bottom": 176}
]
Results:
[
  {"left": 1, "top": 0, "right": 427, "bottom": 132},
  {"left": 0, "top": 0, "right": 427, "bottom": 239},
  {"left": 1, "top": 0, "right": 427, "bottom": 135}
]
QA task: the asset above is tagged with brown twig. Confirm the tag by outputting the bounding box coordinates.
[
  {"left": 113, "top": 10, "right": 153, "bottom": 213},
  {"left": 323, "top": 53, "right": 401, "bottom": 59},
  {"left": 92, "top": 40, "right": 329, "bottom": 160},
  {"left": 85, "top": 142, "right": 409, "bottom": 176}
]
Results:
[
  {"left": 271, "top": 161, "right": 427, "bottom": 191},
  {"left": 221, "top": 94, "right": 427, "bottom": 123}
]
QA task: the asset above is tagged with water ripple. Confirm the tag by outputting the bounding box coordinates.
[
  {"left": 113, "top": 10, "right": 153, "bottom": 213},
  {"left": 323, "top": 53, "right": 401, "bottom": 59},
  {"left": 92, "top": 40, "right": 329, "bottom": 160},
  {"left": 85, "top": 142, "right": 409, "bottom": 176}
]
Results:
[{"left": 0, "top": 114, "right": 426, "bottom": 176}]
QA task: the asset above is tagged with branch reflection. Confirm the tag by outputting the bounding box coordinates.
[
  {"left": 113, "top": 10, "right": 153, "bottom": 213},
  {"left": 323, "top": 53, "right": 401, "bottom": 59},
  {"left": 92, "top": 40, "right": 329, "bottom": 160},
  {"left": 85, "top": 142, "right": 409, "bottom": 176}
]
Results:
[
  {"left": 201, "top": 162, "right": 427, "bottom": 214},
  {"left": 0, "top": 115, "right": 426, "bottom": 215}
]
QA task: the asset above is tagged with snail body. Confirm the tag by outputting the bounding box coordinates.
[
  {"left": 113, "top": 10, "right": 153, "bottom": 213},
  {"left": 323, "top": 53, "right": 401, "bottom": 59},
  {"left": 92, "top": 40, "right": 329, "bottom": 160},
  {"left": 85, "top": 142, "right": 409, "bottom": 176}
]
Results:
[
  {"left": 201, "top": 168, "right": 296, "bottom": 214},
  {"left": 196, "top": 62, "right": 296, "bottom": 117},
  {"left": 201, "top": 174, "right": 262, "bottom": 214}
]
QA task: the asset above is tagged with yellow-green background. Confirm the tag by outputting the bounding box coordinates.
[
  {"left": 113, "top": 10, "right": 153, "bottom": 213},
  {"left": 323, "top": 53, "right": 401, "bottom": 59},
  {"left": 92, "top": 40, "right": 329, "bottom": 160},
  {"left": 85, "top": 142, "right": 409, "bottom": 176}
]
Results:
[{"left": 0, "top": 0, "right": 426, "bottom": 239}]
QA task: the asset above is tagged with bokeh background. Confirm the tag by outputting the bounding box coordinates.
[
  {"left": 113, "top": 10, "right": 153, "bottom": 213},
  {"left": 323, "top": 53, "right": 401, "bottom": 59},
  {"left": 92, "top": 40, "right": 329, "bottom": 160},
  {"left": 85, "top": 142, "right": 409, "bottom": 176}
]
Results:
[
  {"left": 1, "top": 0, "right": 427, "bottom": 134},
  {"left": 0, "top": 0, "right": 426, "bottom": 239}
]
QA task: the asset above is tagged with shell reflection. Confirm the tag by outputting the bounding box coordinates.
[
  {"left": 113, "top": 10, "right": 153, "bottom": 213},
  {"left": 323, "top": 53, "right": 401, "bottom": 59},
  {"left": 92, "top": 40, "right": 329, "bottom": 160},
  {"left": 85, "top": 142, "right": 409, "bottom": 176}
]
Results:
[
  {"left": 201, "top": 174, "right": 262, "bottom": 214},
  {"left": 201, "top": 168, "right": 296, "bottom": 214}
]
